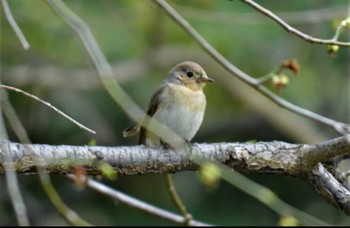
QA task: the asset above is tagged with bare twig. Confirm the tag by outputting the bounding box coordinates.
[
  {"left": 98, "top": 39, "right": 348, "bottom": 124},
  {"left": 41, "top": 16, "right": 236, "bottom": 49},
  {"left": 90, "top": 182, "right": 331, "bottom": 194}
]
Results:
[
  {"left": 2, "top": 91, "right": 31, "bottom": 143},
  {"left": 0, "top": 90, "right": 29, "bottom": 225},
  {"left": 152, "top": 0, "right": 350, "bottom": 136},
  {"left": 173, "top": 4, "right": 347, "bottom": 26},
  {"left": 0, "top": 84, "right": 96, "bottom": 134},
  {"left": 166, "top": 174, "right": 192, "bottom": 225},
  {"left": 241, "top": 0, "right": 350, "bottom": 46},
  {"left": 0, "top": 0, "right": 29, "bottom": 50},
  {"left": 67, "top": 175, "right": 210, "bottom": 226},
  {"left": 332, "top": 17, "right": 350, "bottom": 41},
  {"left": 0, "top": 144, "right": 30, "bottom": 226},
  {"left": 36, "top": 163, "right": 92, "bottom": 226}
]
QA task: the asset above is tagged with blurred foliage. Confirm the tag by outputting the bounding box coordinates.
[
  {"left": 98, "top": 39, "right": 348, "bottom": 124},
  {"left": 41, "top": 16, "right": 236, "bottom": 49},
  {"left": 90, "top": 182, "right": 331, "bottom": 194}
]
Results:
[{"left": 0, "top": 0, "right": 349, "bottom": 225}]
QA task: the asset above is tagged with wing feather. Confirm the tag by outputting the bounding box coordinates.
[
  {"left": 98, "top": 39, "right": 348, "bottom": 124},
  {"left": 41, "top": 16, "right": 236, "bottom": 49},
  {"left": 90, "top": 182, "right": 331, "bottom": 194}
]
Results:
[{"left": 138, "top": 84, "right": 168, "bottom": 145}]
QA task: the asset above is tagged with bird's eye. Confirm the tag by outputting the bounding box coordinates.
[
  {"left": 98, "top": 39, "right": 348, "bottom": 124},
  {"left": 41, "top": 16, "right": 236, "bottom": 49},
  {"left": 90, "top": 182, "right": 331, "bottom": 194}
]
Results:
[{"left": 187, "top": 71, "right": 193, "bottom": 77}]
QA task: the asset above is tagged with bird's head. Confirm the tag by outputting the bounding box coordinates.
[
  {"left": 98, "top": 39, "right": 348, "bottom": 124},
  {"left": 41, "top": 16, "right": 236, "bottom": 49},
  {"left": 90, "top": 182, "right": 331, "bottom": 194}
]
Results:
[{"left": 167, "top": 61, "right": 214, "bottom": 90}]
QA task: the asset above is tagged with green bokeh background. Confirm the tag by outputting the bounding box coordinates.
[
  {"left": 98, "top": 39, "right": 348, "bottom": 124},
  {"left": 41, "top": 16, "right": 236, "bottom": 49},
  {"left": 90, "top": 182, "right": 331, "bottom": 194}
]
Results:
[{"left": 0, "top": 0, "right": 349, "bottom": 225}]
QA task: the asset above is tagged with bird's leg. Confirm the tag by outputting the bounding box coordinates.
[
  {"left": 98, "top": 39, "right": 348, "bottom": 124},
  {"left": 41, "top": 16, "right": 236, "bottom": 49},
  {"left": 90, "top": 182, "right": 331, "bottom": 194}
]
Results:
[
  {"left": 161, "top": 139, "right": 193, "bottom": 224},
  {"left": 160, "top": 139, "right": 192, "bottom": 156},
  {"left": 160, "top": 139, "right": 171, "bottom": 149},
  {"left": 184, "top": 139, "right": 193, "bottom": 155}
]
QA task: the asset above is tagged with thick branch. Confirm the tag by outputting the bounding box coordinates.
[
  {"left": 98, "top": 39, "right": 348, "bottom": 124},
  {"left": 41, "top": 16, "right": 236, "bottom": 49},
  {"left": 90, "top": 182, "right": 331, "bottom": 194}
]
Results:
[
  {"left": 0, "top": 137, "right": 348, "bottom": 176},
  {"left": 305, "top": 163, "right": 350, "bottom": 215}
]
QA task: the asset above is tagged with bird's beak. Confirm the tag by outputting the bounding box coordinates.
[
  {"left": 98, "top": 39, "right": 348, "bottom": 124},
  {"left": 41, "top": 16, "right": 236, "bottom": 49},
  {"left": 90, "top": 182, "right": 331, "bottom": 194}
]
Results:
[{"left": 200, "top": 77, "right": 215, "bottom": 83}]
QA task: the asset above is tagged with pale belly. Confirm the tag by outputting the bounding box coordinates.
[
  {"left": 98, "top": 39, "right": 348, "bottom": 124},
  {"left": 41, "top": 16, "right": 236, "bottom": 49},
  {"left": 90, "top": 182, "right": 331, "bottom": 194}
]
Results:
[
  {"left": 146, "top": 85, "right": 206, "bottom": 144},
  {"left": 153, "top": 102, "right": 205, "bottom": 141}
]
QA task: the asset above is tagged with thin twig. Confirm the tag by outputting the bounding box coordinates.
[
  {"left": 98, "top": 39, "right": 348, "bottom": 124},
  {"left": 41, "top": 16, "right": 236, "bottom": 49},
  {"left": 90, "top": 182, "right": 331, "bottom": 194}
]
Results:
[
  {"left": 67, "top": 175, "right": 211, "bottom": 226},
  {"left": 0, "top": 144, "right": 30, "bottom": 226},
  {"left": 2, "top": 91, "right": 31, "bottom": 143},
  {"left": 152, "top": 0, "right": 350, "bottom": 135},
  {"left": 332, "top": 17, "right": 350, "bottom": 41},
  {"left": 166, "top": 174, "right": 192, "bottom": 225},
  {"left": 241, "top": 0, "right": 350, "bottom": 47},
  {"left": 2, "top": 95, "right": 33, "bottom": 224},
  {"left": 36, "top": 163, "right": 92, "bottom": 226},
  {"left": 0, "top": 84, "right": 96, "bottom": 134},
  {"left": 0, "top": 89, "right": 30, "bottom": 225},
  {"left": 173, "top": 4, "right": 348, "bottom": 26},
  {"left": 1, "top": 0, "right": 30, "bottom": 50}
]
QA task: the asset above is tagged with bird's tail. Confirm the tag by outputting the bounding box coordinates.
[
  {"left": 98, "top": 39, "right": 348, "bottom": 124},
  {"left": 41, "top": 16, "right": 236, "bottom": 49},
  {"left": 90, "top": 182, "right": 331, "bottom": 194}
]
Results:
[{"left": 122, "top": 124, "right": 140, "bottom": 137}]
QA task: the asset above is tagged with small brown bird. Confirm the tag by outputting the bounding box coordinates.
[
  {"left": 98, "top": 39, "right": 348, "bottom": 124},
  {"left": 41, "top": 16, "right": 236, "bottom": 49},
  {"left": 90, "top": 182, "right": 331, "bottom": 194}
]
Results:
[{"left": 123, "top": 61, "right": 214, "bottom": 146}]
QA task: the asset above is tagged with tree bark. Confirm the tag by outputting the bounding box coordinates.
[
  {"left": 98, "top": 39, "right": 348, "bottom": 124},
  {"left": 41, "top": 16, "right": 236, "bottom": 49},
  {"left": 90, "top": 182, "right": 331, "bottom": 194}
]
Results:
[{"left": 0, "top": 137, "right": 348, "bottom": 176}]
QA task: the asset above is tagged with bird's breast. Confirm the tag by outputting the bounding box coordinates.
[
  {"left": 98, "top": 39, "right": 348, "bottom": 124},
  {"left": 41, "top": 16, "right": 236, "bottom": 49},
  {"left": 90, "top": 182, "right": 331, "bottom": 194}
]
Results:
[{"left": 151, "top": 84, "right": 206, "bottom": 141}]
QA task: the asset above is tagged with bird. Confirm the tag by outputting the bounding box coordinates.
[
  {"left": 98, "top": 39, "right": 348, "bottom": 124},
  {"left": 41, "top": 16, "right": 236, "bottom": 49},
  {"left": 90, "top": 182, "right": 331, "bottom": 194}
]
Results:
[{"left": 123, "top": 61, "right": 214, "bottom": 147}]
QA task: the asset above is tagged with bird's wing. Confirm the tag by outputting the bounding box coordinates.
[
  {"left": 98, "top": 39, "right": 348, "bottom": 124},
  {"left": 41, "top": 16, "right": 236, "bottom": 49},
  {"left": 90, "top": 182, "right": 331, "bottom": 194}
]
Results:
[{"left": 138, "top": 83, "right": 168, "bottom": 144}]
